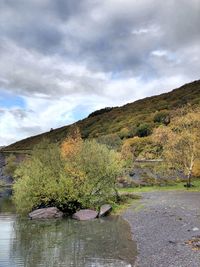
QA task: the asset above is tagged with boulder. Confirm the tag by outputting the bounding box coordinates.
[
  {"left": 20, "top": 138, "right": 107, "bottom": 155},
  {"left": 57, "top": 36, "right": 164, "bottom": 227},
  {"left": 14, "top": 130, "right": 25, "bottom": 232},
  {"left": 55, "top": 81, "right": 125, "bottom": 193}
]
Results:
[
  {"left": 72, "top": 209, "right": 98, "bottom": 221},
  {"left": 98, "top": 204, "right": 112, "bottom": 217},
  {"left": 29, "top": 207, "right": 63, "bottom": 219}
]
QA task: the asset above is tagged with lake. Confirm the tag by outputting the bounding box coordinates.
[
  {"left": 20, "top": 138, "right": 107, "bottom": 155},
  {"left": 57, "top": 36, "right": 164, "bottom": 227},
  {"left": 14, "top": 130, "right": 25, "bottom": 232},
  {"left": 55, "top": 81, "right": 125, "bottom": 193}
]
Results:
[{"left": 0, "top": 188, "right": 136, "bottom": 267}]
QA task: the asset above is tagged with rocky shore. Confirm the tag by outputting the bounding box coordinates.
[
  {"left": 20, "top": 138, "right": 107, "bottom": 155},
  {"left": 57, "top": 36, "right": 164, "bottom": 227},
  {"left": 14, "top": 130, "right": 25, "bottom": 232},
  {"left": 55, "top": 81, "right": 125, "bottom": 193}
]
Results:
[{"left": 123, "top": 191, "right": 200, "bottom": 267}]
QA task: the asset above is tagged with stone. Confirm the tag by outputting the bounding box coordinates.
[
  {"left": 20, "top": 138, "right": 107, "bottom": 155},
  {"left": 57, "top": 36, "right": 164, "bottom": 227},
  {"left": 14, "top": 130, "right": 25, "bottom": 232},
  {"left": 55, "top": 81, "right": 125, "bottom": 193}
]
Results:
[
  {"left": 72, "top": 209, "right": 98, "bottom": 221},
  {"left": 192, "top": 227, "right": 199, "bottom": 231},
  {"left": 98, "top": 204, "right": 112, "bottom": 217},
  {"left": 29, "top": 207, "right": 63, "bottom": 219}
]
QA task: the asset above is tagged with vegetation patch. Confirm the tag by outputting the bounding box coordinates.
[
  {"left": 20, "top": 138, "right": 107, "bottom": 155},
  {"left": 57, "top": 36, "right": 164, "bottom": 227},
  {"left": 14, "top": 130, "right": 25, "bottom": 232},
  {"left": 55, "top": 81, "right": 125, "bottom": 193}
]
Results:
[{"left": 13, "top": 130, "right": 127, "bottom": 215}]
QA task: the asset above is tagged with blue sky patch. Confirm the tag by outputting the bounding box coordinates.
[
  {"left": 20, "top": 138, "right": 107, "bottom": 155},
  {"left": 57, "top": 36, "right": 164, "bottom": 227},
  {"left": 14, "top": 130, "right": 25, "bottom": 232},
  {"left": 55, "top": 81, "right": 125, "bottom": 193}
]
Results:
[
  {"left": 72, "top": 105, "right": 91, "bottom": 121},
  {"left": 0, "top": 90, "right": 26, "bottom": 109}
]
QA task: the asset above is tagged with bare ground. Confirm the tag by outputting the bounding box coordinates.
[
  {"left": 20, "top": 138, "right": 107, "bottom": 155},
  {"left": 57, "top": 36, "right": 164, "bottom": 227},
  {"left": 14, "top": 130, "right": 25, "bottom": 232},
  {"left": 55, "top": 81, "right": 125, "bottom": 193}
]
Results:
[{"left": 123, "top": 191, "right": 200, "bottom": 267}]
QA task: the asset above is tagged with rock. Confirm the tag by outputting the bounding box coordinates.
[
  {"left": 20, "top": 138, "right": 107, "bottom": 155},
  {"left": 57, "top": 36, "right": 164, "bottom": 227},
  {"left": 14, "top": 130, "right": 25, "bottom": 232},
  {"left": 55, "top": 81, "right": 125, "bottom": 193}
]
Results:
[
  {"left": 98, "top": 204, "right": 112, "bottom": 217},
  {"left": 72, "top": 209, "right": 98, "bottom": 221},
  {"left": 192, "top": 227, "right": 199, "bottom": 231},
  {"left": 29, "top": 207, "right": 63, "bottom": 219}
]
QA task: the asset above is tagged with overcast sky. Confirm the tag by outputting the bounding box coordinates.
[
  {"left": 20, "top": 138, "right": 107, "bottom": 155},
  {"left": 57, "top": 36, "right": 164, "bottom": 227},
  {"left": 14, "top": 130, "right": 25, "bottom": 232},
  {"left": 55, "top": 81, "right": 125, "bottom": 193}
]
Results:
[{"left": 0, "top": 0, "right": 200, "bottom": 145}]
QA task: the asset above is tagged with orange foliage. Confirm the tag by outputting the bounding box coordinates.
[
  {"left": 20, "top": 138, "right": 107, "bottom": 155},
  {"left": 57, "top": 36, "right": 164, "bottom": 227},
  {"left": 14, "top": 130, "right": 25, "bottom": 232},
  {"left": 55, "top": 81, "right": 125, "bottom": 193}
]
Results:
[{"left": 61, "top": 127, "right": 83, "bottom": 158}]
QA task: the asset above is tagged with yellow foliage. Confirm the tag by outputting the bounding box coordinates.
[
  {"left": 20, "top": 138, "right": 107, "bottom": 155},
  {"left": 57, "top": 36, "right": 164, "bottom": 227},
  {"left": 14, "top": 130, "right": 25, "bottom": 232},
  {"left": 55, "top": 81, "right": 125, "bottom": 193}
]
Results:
[
  {"left": 61, "top": 127, "right": 82, "bottom": 158},
  {"left": 193, "top": 160, "right": 200, "bottom": 177},
  {"left": 121, "top": 143, "right": 133, "bottom": 167}
]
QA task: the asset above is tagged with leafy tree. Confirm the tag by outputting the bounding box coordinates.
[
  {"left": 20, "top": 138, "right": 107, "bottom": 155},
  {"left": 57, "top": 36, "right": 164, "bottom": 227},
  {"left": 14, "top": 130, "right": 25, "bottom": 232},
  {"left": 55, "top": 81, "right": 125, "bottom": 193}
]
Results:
[
  {"left": 153, "top": 110, "right": 200, "bottom": 187},
  {"left": 13, "top": 136, "right": 124, "bottom": 214},
  {"left": 62, "top": 138, "right": 124, "bottom": 207}
]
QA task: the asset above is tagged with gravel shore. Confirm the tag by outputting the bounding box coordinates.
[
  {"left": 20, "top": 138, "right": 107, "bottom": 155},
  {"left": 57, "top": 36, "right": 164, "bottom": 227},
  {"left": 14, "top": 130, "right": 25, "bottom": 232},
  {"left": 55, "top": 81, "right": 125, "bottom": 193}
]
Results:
[{"left": 123, "top": 191, "right": 200, "bottom": 267}]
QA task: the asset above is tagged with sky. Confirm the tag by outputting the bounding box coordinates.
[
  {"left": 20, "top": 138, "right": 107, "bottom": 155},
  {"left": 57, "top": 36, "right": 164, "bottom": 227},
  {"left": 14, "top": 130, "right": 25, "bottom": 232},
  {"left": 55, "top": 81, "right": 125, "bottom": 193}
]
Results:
[{"left": 0, "top": 0, "right": 200, "bottom": 145}]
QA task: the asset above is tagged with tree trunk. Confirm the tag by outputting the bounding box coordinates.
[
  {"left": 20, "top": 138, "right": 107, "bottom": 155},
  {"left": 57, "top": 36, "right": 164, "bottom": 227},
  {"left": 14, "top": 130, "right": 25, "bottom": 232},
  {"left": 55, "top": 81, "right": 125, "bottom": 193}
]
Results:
[
  {"left": 114, "top": 187, "right": 121, "bottom": 202},
  {"left": 187, "top": 171, "right": 192, "bottom": 188},
  {"left": 187, "top": 154, "right": 194, "bottom": 188},
  {"left": 187, "top": 156, "right": 194, "bottom": 188}
]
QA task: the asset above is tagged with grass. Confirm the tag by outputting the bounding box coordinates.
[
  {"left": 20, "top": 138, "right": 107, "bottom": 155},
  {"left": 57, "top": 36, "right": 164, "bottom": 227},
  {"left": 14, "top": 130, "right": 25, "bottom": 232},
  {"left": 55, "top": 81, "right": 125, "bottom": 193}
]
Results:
[
  {"left": 118, "top": 179, "right": 200, "bottom": 194},
  {"left": 112, "top": 193, "right": 142, "bottom": 214}
]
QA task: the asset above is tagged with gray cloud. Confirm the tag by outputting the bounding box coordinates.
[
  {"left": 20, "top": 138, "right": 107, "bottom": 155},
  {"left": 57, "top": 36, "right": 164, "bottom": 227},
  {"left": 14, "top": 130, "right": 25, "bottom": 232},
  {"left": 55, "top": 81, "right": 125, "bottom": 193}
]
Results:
[{"left": 0, "top": 0, "right": 199, "bottom": 75}]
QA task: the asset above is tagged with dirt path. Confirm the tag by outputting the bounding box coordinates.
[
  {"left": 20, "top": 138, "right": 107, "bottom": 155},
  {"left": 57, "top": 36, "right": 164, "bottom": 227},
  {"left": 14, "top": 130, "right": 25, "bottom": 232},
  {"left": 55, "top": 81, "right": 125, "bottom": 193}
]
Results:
[{"left": 123, "top": 191, "right": 200, "bottom": 267}]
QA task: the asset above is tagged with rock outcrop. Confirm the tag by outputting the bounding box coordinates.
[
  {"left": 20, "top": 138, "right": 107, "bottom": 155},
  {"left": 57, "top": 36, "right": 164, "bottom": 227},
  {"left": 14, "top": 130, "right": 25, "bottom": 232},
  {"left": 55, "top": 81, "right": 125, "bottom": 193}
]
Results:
[
  {"left": 29, "top": 207, "right": 63, "bottom": 219},
  {"left": 0, "top": 153, "right": 13, "bottom": 185}
]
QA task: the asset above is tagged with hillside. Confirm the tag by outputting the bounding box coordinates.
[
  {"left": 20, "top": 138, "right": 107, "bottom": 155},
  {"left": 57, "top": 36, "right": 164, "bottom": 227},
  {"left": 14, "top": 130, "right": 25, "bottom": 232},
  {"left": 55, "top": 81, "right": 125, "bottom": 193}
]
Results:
[{"left": 3, "top": 80, "right": 200, "bottom": 152}]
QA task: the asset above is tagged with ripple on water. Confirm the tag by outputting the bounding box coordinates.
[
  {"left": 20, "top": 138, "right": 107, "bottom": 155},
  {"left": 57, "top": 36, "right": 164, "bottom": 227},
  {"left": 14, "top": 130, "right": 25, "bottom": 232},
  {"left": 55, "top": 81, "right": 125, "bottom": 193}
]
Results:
[{"left": 0, "top": 190, "right": 136, "bottom": 267}]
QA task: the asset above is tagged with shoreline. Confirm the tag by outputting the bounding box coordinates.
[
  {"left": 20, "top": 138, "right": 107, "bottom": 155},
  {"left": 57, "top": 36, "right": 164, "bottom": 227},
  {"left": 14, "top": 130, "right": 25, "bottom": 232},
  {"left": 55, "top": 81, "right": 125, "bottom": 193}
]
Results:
[{"left": 123, "top": 191, "right": 200, "bottom": 267}]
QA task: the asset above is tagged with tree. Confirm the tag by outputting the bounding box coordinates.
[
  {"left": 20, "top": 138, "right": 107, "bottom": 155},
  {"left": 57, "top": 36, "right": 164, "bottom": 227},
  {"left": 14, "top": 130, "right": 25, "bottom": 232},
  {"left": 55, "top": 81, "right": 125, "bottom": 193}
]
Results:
[
  {"left": 62, "top": 139, "right": 124, "bottom": 208},
  {"left": 13, "top": 136, "right": 124, "bottom": 214},
  {"left": 153, "top": 110, "right": 200, "bottom": 187}
]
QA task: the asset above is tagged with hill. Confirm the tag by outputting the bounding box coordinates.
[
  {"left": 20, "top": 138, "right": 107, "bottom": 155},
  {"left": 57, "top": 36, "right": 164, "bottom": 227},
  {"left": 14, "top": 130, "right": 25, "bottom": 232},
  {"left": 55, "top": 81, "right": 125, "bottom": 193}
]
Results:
[{"left": 2, "top": 80, "right": 200, "bottom": 152}]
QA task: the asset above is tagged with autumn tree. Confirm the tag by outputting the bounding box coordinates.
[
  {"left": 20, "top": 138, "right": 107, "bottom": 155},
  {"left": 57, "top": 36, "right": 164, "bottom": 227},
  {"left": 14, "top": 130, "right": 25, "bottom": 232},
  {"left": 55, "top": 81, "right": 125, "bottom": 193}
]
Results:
[
  {"left": 13, "top": 131, "right": 124, "bottom": 214},
  {"left": 152, "top": 109, "right": 200, "bottom": 187}
]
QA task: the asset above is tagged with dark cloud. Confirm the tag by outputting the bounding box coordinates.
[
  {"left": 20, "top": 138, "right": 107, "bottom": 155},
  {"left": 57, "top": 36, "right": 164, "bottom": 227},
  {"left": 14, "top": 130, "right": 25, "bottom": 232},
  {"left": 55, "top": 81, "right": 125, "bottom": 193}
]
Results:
[{"left": 0, "top": 0, "right": 199, "bottom": 74}]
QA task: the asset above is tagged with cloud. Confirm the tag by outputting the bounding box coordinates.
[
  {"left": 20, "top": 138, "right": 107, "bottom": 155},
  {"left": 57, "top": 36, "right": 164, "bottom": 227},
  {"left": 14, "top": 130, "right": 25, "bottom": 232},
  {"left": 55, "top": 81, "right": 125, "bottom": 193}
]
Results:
[{"left": 0, "top": 0, "right": 200, "bottom": 145}]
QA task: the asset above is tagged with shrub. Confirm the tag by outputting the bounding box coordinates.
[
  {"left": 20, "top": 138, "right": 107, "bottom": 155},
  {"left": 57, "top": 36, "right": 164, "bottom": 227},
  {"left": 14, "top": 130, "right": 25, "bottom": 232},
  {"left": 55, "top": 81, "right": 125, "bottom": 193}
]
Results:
[
  {"left": 13, "top": 138, "right": 124, "bottom": 214},
  {"left": 136, "top": 123, "right": 151, "bottom": 137},
  {"left": 153, "top": 110, "right": 170, "bottom": 125},
  {"left": 118, "top": 127, "right": 131, "bottom": 139},
  {"left": 96, "top": 133, "right": 122, "bottom": 150}
]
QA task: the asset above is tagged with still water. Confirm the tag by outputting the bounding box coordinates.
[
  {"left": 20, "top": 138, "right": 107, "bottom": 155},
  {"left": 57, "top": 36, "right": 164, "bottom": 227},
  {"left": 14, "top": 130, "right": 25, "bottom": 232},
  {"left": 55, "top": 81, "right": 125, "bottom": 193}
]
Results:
[{"left": 0, "top": 189, "right": 136, "bottom": 267}]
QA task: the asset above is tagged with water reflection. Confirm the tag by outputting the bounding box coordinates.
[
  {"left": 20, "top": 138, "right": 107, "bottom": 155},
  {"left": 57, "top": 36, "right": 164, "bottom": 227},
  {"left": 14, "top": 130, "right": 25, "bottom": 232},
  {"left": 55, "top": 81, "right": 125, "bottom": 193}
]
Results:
[{"left": 0, "top": 189, "right": 136, "bottom": 267}]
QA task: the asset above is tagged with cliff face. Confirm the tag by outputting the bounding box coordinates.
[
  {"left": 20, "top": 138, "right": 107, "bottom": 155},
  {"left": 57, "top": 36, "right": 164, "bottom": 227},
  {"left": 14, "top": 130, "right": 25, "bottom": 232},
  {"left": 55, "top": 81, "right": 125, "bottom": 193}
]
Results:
[{"left": 0, "top": 154, "right": 13, "bottom": 185}]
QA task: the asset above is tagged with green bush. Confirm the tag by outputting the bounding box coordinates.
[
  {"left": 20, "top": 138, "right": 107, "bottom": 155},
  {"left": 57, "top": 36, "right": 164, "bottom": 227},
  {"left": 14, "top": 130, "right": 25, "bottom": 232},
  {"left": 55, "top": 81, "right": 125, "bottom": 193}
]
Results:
[
  {"left": 13, "top": 139, "right": 124, "bottom": 214},
  {"left": 136, "top": 123, "right": 152, "bottom": 137}
]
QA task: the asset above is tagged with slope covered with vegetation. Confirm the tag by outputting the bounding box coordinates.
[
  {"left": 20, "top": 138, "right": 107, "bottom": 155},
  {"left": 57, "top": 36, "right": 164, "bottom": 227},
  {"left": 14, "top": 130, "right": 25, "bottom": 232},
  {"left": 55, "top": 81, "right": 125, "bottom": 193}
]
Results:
[{"left": 2, "top": 80, "right": 200, "bottom": 152}]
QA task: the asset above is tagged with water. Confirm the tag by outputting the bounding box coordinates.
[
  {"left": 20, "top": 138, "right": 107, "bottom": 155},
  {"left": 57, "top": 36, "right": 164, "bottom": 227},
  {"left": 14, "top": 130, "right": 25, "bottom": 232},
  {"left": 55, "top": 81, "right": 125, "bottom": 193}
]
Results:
[{"left": 0, "top": 189, "right": 136, "bottom": 267}]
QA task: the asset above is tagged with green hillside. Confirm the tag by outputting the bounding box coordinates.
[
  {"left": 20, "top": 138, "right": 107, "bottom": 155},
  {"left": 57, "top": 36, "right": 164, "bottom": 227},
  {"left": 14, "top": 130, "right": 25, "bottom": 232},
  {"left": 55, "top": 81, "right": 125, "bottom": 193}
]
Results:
[{"left": 3, "top": 80, "right": 200, "bottom": 152}]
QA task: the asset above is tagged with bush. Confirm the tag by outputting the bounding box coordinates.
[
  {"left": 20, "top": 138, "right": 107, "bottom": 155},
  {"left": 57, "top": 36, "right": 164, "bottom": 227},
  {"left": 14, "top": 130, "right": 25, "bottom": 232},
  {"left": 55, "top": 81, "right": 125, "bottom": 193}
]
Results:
[
  {"left": 96, "top": 133, "right": 122, "bottom": 150},
  {"left": 154, "top": 110, "right": 170, "bottom": 125},
  {"left": 118, "top": 127, "right": 131, "bottom": 139},
  {"left": 136, "top": 123, "right": 151, "bottom": 137},
  {"left": 13, "top": 138, "right": 124, "bottom": 214}
]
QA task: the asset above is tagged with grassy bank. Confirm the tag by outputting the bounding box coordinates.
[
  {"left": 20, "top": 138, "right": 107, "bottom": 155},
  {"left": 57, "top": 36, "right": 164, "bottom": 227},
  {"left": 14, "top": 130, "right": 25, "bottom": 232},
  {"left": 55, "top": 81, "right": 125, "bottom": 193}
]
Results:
[{"left": 118, "top": 179, "right": 200, "bottom": 194}]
